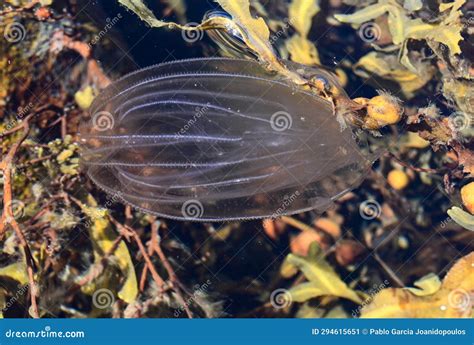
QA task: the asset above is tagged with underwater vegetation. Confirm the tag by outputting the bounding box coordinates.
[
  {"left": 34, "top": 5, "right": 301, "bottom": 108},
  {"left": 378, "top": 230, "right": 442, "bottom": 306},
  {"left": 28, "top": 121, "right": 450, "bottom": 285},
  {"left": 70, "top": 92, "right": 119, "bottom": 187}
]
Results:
[{"left": 0, "top": 0, "right": 472, "bottom": 318}]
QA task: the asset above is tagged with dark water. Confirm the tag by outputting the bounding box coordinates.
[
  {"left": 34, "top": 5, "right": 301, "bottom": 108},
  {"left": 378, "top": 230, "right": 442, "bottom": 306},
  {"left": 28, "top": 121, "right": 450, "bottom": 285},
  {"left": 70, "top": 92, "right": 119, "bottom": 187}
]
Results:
[
  {"left": 79, "top": 0, "right": 375, "bottom": 98},
  {"left": 80, "top": 1, "right": 217, "bottom": 67}
]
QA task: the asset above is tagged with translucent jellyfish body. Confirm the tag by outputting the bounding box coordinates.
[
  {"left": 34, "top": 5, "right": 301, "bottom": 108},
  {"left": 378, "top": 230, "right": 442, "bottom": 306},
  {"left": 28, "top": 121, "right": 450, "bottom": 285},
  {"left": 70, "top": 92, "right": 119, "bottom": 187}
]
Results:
[{"left": 80, "top": 58, "right": 374, "bottom": 221}]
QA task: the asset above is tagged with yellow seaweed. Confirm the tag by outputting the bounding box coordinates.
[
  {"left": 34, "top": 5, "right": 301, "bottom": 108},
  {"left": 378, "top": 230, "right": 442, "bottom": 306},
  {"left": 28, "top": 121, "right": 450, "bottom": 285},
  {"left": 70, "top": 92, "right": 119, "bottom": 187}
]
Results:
[
  {"left": 447, "top": 207, "right": 474, "bottom": 231},
  {"left": 74, "top": 86, "right": 96, "bottom": 110},
  {"left": 118, "top": 0, "right": 307, "bottom": 85},
  {"left": 286, "top": 0, "right": 320, "bottom": 65},
  {"left": 361, "top": 252, "right": 473, "bottom": 318},
  {"left": 77, "top": 195, "right": 138, "bottom": 304},
  {"left": 285, "top": 34, "right": 320, "bottom": 65},
  {"left": 282, "top": 243, "right": 363, "bottom": 304},
  {"left": 354, "top": 51, "right": 434, "bottom": 98},
  {"left": 335, "top": 0, "right": 466, "bottom": 65},
  {"left": 0, "top": 262, "right": 29, "bottom": 286},
  {"left": 217, "top": 0, "right": 274, "bottom": 62},
  {"left": 289, "top": 0, "right": 320, "bottom": 37}
]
